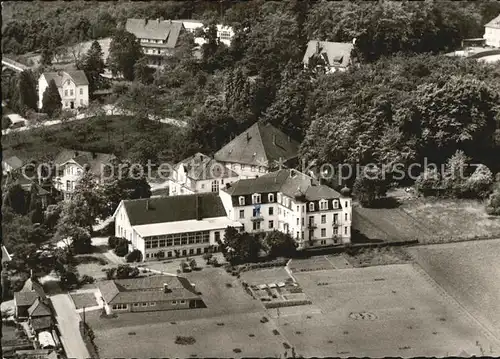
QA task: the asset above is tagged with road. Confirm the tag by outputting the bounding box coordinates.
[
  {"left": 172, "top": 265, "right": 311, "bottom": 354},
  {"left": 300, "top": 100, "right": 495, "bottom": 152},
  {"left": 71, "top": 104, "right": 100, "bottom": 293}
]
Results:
[
  {"left": 2, "top": 104, "right": 187, "bottom": 135},
  {"left": 51, "top": 293, "right": 91, "bottom": 359}
]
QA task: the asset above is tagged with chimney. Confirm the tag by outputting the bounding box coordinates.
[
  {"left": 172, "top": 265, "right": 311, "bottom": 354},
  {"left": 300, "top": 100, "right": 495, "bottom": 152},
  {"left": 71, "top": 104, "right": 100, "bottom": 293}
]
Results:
[
  {"left": 272, "top": 134, "right": 276, "bottom": 146},
  {"left": 196, "top": 195, "right": 202, "bottom": 220},
  {"left": 163, "top": 283, "right": 170, "bottom": 293}
]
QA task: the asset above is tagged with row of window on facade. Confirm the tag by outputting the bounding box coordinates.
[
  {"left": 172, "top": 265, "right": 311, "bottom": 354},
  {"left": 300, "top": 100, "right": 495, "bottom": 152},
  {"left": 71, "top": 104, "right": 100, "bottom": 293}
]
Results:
[
  {"left": 64, "top": 88, "right": 83, "bottom": 97},
  {"left": 239, "top": 194, "right": 348, "bottom": 211},
  {"left": 111, "top": 299, "right": 187, "bottom": 310},
  {"left": 230, "top": 163, "right": 266, "bottom": 172},
  {"left": 141, "top": 38, "right": 166, "bottom": 44},
  {"left": 145, "top": 246, "right": 211, "bottom": 259},
  {"left": 144, "top": 231, "right": 217, "bottom": 249},
  {"left": 240, "top": 206, "right": 348, "bottom": 222},
  {"left": 250, "top": 219, "right": 348, "bottom": 236},
  {"left": 63, "top": 166, "right": 82, "bottom": 176},
  {"left": 64, "top": 99, "right": 84, "bottom": 107}
]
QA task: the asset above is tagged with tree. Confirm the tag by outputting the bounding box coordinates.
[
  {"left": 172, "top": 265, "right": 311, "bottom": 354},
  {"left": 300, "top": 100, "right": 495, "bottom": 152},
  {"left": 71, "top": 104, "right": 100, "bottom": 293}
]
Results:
[
  {"left": 353, "top": 166, "right": 389, "bottom": 207},
  {"left": 200, "top": 22, "right": 231, "bottom": 72},
  {"left": 41, "top": 79, "right": 62, "bottom": 116},
  {"left": 263, "top": 230, "right": 297, "bottom": 258},
  {"left": 465, "top": 164, "right": 494, "bottom": 199},
  {"left": 125, "top": 249, "right": 142, "bottom": 263},
  {"left": 11, "top": 70, "right": 38, "bottom": 114},
  {"left": 3, "top": 184, "right": 28, "bottom": 215},
  {"left": 108, "top": 29, "right": 143, "bottom": 80},
  {"left": 441, "top": 150, "right": 469, "bottom": 197},
  {"left": 115, "top": 265, "right": 139, "bottom": 279},
  {"left": 114, "top": 238, "right": 129, "bottom": 257},
  {"left": 133, "top": 56, "right": 154, "bottom": 85},
  {"left": 414, "top": 167, "right": 442, "bottom": 197},
  {"left": 77, "top": 40, "right": 105, "bottom": 94},
  {"left": 40, "top": 46, "right": 54, "bottom": 66},
  {"left": 222, "top": 227, "right": 261, "bottom": 265},
  {"left": 189, "top": 258, "right": 197, "bottom": 270}
]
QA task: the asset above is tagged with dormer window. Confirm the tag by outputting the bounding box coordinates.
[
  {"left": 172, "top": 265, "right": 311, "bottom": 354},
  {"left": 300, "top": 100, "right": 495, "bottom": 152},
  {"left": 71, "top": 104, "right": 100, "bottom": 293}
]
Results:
[
  {"left": 319, "top": 200, "right": 328, "bottom": 210},
  {"left": 309, "top": 203, "right": 315, "bottom": 212},
  {"left": 277, "top": 193, "right": 282, "bottom": 203},
  {"left": 268, "top": 193, "right": 274, "bottom": 202},
  {"left": 252, "top": 193, "right": 261, "bottom": 204},
  {"left": 239, "top": 196, "right": 245, "bottom": 206},
  {"left": 332, "top": 200, "right": 339, "bottom": 209}
]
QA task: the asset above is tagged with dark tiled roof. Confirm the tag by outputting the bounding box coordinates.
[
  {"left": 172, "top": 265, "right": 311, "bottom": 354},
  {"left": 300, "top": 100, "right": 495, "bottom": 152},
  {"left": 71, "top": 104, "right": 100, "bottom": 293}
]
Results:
[
  {"left": 214, "top": 122, "right": 300, "bottom": 167},
  {"left": 42, "top": 71, "right": 89, "bottom": 87},
  {"left": 30, "top": 317, "right": 53, "bottom": 331},
  {"left": 97, "top": 275, "right": 200, "bottom": 305},
  {"left": 15, "top": 291, "right": 38, "bottom": 307},
  {"left": 126, "top": 18, "right": 183, "bottom": 47},
  {"left": 303, "top": 40, "right": 354, "bottom": 68},
  {"left": 53, "top": 148, "right": 115, "bottom": 175},
  {"left": 122, "top": 192, "right": 227, "bottom": 226},
  {"left": 485, "top": 14, "right": 500, "bottom": 29},
  {"left": 224, "top": 169, "right": 341, "bottom": 199},
  {"left": 28, "top": 299, "right": 51, "bottom": 317},
  {"left": 3, "top": 155, "right": 24, "bottom": 170},
  {"left": 176, "top": 153, "right": 238, "bottom": 180}
]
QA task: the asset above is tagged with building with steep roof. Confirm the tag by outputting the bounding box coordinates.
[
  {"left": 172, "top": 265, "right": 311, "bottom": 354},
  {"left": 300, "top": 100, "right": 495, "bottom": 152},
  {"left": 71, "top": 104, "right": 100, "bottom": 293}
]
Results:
[
  {"left": 52, "top": 148, "right": 116, "bottom": 200},
  {"left": 214, "top": 122, "right": 300, "bottom": 179},
  {"left": 303, "top": 40, "right": 355, "bottom": 73},
  {"left": 97, "top": 274, "right": 203, "bottom": 314},
  {"left": 113, "top": 193, "right": 243, "bottom": 261},
  {"left": 125, "top": 18, "right": 185, "bottom": 67},
  {"left": 172, "top": 19, "right": 235, "bottom": 47},
  {"left": 37, "top": 71, "right": 89, "bottom": 110},
  {"left": 167, "top": 153, "right": 240, "bottom": 196},
  {"left": 484, "top": 13, "right": 500, "bottom": 47},
  {"left": 219, "top": 169, "right": 352, "bottom": 250}
]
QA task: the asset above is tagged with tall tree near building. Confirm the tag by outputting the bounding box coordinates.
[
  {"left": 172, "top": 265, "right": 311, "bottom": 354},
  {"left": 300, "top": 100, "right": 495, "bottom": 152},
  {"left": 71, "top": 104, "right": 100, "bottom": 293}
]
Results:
[
  {"left": 77, "top": 40, "right": 105, "bottom": 94},
  {"left": 107, "top": 29, "right": 143, "bottom": 81},
  {"left": 11, "top": 70, "right": 38, "bottom": 114},
  {"left": 133, "top": 56, "right": 155, "bottom": 85},
  {"left": 41, "top": 79, "right": 62, "bottom": 116}
]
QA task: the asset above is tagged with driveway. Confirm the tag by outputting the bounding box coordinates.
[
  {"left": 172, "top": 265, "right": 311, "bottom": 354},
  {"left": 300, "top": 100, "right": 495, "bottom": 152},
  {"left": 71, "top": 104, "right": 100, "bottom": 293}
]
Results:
[{"left": 50, "top": 293, "right": 91, "bottom": 359}]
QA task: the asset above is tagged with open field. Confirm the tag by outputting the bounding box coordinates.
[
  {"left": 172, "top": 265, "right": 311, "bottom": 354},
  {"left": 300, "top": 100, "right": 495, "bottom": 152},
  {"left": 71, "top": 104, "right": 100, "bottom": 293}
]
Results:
[
  {"left": 353, "top": 198, "right": 500, "bottom": 244},
  {"left": 70, "top": 293, "right": 98, "bottom": 309},
  {"left": 343, "top": 247, "right": 412, "bottom": 267},
  {"left": 407, "top": 239, "right": 500, "bottom": 342},
  {"left": 2, "top": 115, "right": 174, "bottom": 162},
  {"left": 282, "top": 264, "right": 499, "bottom": 357}
]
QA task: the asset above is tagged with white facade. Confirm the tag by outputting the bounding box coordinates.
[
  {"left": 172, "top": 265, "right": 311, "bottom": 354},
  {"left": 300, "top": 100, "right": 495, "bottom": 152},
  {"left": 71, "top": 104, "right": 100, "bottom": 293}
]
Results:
[
  {"left": 484, "top": 15, "right": 500, "bottom": 48},
  {"left": 38, "top": 73, "right": 89, "bottom": 110},
  {"left": 53, "top": 160, "right": 84, "bottom": 200},
  {"left": 176, "top": 20, "right": 234, "bottom": 47},
  {"left": 114, "top": 200, "right": 242, "bottom": 262}
]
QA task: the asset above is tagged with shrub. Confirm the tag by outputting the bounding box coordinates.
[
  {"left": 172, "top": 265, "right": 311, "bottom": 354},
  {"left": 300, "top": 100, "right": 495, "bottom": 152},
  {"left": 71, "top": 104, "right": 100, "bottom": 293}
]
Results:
[
  {"left": 180, "top": 261, "right": 190, "bottom": 273},
  {"left": 114, "top": 244, "right": 128, "bottom": 257},
  {"left": 486, "top": 186, "right": 500, "bottom": 215},
  {"left": 126, "top": 249, "right": 143, "bottom": 263},
  {"left": 2, "top": 116, "right": 12, "bottom": 129},
  {"left": 202, "top": 253, "right": 213, "bottom": 262},
  {"left": 115, "top": 265, "right": 139, "bottom": 279},
  {"left": 210, "top": 257, "right": 220, "bottom": 267},
  {"left": 189, "top": 258, "right": 197, "bottom": 270},
  {"left": 175, "top": 336, "right": 196, "bottom": 345},
  {"left": 105, "top": 268, "right": 116, "bottom": 280},
  {"left": 108, "top": 236, "right": 118, "bottom": 248},
  {"left": 80, "top": 275, "right": 95, "bottom": 285}
]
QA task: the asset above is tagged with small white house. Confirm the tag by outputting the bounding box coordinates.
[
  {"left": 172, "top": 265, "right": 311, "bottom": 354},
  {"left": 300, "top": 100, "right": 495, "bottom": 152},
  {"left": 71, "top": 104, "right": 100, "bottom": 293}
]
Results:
[
  {"left": 38, "top": 71, "right": 89, "bottom": 110},
  {"left": 484, "top": 14, "right": 500, "bottom": 48}
]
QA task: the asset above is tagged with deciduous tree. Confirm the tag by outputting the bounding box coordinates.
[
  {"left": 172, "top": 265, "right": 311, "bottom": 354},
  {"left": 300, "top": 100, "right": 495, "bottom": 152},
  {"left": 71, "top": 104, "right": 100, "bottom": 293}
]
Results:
[{"left": 108, "top": 29, "right": 143, "bottom": 81}]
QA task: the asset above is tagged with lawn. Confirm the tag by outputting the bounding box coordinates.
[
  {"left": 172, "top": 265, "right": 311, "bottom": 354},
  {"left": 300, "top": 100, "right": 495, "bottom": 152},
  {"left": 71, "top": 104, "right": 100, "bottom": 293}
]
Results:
[
  {"left": 2, "top": 115, "right": 176, "bottom": 163},
  {"left": 407, "top": 239, "right": 500, "bottom": 343},
  {"left": 353, "top": 197, "right": 500, "bottom": 244},
  {"left": 239, "top": 268, "right": 291, "bottom": 286},
  {"left": 343, "top": 247, "right": 412, "bottom": 267},
  {"left": 282, "top": 264, "right": 499, "bottom": 357},
  {"left": 70, "top": 292, "right": 98, "bottom": 309},
  {"left": 74, "top": 254, "right": 111, "bottom": 280}
]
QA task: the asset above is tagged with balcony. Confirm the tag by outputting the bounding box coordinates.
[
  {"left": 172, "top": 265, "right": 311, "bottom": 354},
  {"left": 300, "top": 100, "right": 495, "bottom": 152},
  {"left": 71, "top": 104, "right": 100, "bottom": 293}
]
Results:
[
  {"left": 332, "top": 222, "right": 340, "bottom": 227},
  {"left": 251, "top": 215, "right": 264, "bottom": 222},
  {"left": 307, "top": 222, "right": 317, "bottom": 229}
]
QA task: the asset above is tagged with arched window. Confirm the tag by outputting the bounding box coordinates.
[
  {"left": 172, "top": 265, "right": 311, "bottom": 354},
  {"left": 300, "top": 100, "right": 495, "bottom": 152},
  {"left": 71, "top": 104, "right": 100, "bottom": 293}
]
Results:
[
  {"left": 252, "top": 193, "right": 261, "bottom": 204},
  {"left": 268, "top": 193, "right": 274, "bottom": 202},
  {"left": 309, "top": 202, "right": 315, "bottom": 212}
]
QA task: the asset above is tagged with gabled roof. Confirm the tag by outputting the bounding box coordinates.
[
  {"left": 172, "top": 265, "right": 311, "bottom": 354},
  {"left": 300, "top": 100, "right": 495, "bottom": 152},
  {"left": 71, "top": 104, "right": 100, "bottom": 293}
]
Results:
[
  {"left": 15, "top": 177, "right": 50, "bottom": 196},
  {"left": 53, "top": 148, "right": 115, "bottom": 175},
  {"left": 30, "top": 316, "right": 53, "bottom": 331},
  {"left": 214, "top": 122, "right": 300, "bottom": 167},
  {"left": 485, "top": 14, "right": 500, "bottom": 29},
  {"left": 303, "top": 40, "right": 354, "bottom": 68},
  {"left": 126, "top": 18, "right": 183, "bottom": 47},
  {"left": 121, "top": 192, "right": 227, "bottom": 226},
  {"left": 176, "top": 153, "right": 239, "bottom": 180},
  {"left": 28, "top": 298, "right": 51, "bottom": 317},
  {"left": 224, "top": 169, "right": 342, "bottom": 200},
  {"left": 3, "top": 155, "right": 24, "bottom": 170},
  {"left": 14, "top": 291, "right": 38, "bottom": 307},
  {"left": 42, "top": 71, "right": 89, "bottom": 87},
  {"left": 97, "top": 275, "right": 200, "bottom": 305}
]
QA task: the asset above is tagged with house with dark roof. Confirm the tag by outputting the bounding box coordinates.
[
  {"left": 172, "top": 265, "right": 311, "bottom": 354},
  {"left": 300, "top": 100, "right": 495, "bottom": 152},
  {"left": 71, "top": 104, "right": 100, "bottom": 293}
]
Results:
[
  {"left": 113, "top": 193, "right": 242, "bottom": 261},
  {"left": 53, "top": 148, "right": 115, "bottom": 200},
  {"left": 97, "top": 275, "right": 203, "bottom": 314},
  {"left": 125, "top": 18, "right": 185, "bottom": 67},
  {"left": 484, "top": 13, "right": 500, "bottom": 48},
  {"left": 167, "top": 153, "right": 240, "bottom": 196},
  {"left": 303, "top": 40, "right": 355, "bottom": 73},
  {"left": 37, "top": 70, "right": 89, "bottom": 110},
  {"left": 214, "top": 122, "right": 300, "bottom": 179},
  {"left": 14, "top": 280, "right": 49, "bottom": 320},
  {"left": 219, "top": 169, "right": 353, "bottom": 250}
]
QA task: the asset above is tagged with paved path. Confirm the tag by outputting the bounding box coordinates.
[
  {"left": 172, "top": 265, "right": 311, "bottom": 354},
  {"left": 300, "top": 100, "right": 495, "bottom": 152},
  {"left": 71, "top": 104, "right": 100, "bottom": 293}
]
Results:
[{"left": 50, "top": 293, "right": 91, "bottom": 359}]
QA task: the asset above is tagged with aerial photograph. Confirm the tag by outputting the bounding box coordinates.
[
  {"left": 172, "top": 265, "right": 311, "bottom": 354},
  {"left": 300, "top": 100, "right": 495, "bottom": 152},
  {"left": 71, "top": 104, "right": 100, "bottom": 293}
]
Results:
[{"left": 1, "top": 1, "right": 500, "bottom": 358}]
